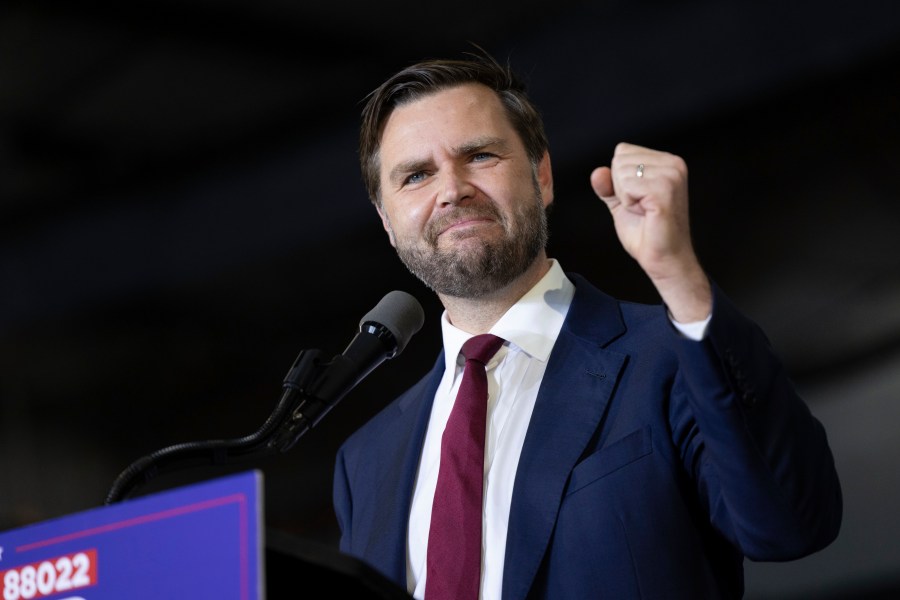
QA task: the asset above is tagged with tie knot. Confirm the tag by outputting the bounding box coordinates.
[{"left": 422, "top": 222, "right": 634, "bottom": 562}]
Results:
[{"left": 460, "top": 333, "right": 505, "bottom": 366}]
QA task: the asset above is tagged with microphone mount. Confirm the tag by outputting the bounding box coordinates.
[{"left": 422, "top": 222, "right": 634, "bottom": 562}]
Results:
[
  {"left": 104, "top": 347, "right": 331, "bottom": 505},
  {"left": 104, "top": 291, "right": 424, "bottom": 505}
]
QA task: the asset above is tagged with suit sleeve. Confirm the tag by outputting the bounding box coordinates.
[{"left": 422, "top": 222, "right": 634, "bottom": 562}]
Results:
[{"left": 670, "top": 281, "right": 842, "bottom": 561}]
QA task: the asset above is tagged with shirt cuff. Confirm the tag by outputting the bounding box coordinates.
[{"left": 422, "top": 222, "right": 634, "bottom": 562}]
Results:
[{"left": 669, "top": 313, "right": 712, "bottom": 341}]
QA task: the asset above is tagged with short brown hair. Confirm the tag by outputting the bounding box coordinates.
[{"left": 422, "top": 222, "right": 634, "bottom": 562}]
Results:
[{"left": 358, "top": 48, "right": 549, "bottom": 206}]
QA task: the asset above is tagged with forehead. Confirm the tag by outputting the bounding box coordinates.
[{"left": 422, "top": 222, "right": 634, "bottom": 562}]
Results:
[{"left": 379, "top": 83, "right": 516, "bottom": 158}]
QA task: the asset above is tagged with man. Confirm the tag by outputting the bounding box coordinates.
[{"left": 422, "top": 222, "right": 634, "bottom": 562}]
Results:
[{"left": 332, "top": 49, "right": 842, "bottom": 599}]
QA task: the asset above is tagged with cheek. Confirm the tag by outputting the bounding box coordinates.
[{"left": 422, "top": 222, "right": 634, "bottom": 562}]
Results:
[{"left": 386, "top": 197, "right": 432, "bottom": 236}]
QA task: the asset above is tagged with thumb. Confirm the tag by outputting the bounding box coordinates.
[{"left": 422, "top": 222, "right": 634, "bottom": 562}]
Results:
[{"left": 590, "top": 166, "right": 616, "bottom": 204}]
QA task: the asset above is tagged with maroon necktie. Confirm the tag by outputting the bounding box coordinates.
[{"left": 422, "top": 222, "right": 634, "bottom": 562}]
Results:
[{"left": 425, "top": 333, "right": 505, "bottom": 600}]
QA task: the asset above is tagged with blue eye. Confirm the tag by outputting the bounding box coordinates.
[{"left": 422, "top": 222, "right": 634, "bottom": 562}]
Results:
[{"left": 405, "top": 172, "right": 426, "bottom": 185}]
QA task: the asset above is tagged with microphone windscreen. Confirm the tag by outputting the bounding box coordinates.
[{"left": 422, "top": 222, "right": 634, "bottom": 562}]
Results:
[{"left": 360, "top": 290, "right": 425, "bottom": 355}]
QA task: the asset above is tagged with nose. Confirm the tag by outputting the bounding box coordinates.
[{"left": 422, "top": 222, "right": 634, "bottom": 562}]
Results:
[{"left": 437, "top": 164, "right": 476, "bottom": 207}]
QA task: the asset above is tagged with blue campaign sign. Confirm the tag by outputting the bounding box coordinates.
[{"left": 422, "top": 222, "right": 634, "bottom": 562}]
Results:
[{"left": 0, "top": 470, "right": 263, "bottom": 600}]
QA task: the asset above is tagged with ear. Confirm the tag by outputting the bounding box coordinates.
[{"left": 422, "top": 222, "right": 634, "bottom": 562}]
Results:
[
  {"left": 537, "top": 150, "right": 554, "bottom": 207},
  {"left": 375, "top": 203, "right": 397, "bottom": 248}
]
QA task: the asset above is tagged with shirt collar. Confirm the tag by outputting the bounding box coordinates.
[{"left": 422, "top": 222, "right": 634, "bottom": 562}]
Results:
[{"left": 440, "top": 259, "right": 575, "bottom": 370}]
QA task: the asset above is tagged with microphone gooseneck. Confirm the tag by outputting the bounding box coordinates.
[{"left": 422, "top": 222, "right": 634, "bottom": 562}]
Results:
[
  {"left": 104, "top": 290, "right": 425, "bottom": 505},
  {"left": 270, "top": 290, "right": 425, "bottom": 450}
]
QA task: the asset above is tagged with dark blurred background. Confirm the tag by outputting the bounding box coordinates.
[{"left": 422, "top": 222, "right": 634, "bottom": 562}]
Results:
[{"left": 2, "top": 0, "right": 899, "bottom": 597}]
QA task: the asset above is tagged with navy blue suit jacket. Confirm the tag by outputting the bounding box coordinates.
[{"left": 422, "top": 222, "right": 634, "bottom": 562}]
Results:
[{"left": 333, "top": 273, "right": 842, "bottom": 599}]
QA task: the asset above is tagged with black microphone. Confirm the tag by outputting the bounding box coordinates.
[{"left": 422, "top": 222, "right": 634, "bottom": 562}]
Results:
[
  {"left": 308, "top": 290, "right": 424, "bottom": 407},
  {"left": 105, "top": 290, "right": 425, "bottom": 503},
  {"left": 270, "top": 290, "right": 425, "bottom": 450}
]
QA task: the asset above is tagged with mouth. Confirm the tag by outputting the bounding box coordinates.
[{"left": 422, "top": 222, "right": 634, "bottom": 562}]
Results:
[{"left": 438, "top": 217, "right": 495, "bottom": 236}]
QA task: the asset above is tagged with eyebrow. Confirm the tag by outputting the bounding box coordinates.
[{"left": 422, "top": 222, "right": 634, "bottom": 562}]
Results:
[
  {"left": 454, "top": 136, "right": 508, "bottom": 156},
  {"left": 387, "top": 136, "right": 510, "bottom": 187}
]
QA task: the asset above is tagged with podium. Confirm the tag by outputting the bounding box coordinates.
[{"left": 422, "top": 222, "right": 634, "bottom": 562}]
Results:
[{"left": 0, "top": 470, "right": 412, "bottom": 599}]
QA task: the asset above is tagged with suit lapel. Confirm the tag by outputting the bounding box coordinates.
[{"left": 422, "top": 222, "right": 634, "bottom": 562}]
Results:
[
  {"left": 362, "top": 354, "right": 445, "bottom": 581},
  {"left": 502, "top": 275, "right": 628, "bottom": 600}
]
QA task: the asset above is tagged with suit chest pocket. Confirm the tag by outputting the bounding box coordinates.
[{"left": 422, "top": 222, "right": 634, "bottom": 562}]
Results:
[{"left": 566, "top": 425, "right": 653, "bottom": 496}]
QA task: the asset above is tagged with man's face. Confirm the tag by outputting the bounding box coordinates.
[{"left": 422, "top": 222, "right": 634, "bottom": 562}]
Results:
[{"left": 375, "top": 83, "right": 553, "bottom": 298}]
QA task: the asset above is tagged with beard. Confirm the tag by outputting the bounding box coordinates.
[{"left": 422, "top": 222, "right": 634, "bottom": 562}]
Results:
[{"left": 392, "top": 180, "right": 548, "bottom": 299}]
